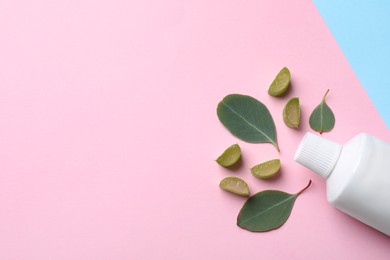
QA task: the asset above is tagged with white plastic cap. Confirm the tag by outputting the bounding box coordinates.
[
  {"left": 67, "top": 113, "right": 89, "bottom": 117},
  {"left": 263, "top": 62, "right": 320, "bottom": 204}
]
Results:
[{"left": 294, "top": 132, "right": 342, "bottom": 179}]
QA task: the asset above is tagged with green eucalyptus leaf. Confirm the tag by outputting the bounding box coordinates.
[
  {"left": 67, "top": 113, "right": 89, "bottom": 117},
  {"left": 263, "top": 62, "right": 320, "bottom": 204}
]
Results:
[
  {"left": 217, "top": 94, "right": 279, "bottom": 151},
  {"left": 237, "top": 180, "right": 312, "bottom": 232},
  {"left": 309, "top": 89, "right": 335, "bottom": 134}
]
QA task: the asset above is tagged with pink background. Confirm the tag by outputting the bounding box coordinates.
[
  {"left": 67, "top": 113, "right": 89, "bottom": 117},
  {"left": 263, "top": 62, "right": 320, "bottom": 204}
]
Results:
[{"left": 1, "top": 0, "right": 389, "bottom": 259}]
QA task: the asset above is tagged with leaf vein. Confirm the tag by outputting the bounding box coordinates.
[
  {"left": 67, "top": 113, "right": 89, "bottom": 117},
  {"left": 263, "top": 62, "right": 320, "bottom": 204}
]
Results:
[
  {"left": 239, "top": 195, "right": 295, "bottom": 225},
  {"left": 221, "top": 101, "right": 275, "bottom": 145}
]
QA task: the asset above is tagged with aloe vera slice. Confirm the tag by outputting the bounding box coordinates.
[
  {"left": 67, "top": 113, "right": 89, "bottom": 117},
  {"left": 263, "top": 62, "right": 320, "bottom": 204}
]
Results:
[
  {"left": 250, "top": 159, "right": 281, "bottom": 179},
  {"left": 215, "top": 144, "right": 241, "bottom": 167},
  {"left": 219, "top": 177, "right": 250, "bottom": 197},
  {"left": 283, "top": 97, "right": 300, "bottom": 128},
  {"left": 268, "top": 67, "right": 291, "bottom": 97}
]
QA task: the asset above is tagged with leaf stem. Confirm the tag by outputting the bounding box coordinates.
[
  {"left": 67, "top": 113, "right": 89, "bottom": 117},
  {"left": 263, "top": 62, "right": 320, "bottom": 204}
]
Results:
[
  {"left": 322, "top": 89, "right": 330, "bottom": 102},
  {"left": 274, "top": 143, "right": 280, "bottom": 152},
  {"left": 296, "top": 180, "right": 312, "bottom": 196}
]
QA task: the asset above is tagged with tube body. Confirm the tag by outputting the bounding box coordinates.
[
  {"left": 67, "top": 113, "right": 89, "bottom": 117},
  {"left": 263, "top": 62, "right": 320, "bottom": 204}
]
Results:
[
  {"left": 295, "top": 132, "right": 390, "bottom": 236},
  {"left": 327, "top": 134, "right": 390, "bottom": 236}
]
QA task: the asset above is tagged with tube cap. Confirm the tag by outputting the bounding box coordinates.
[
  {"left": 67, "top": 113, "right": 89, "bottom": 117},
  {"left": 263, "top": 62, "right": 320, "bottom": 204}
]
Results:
[{"left": 294, "top": 132, "right": 342, "bottom": 179}]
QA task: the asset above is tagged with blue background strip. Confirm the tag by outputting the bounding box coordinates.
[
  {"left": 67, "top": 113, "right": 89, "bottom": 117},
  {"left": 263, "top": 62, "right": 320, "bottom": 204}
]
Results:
[{"left": 313, "top": 1, "right": 390, "bottom": 129}]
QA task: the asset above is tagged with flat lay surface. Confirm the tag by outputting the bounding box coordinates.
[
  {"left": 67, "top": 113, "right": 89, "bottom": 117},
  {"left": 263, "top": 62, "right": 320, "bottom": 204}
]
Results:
[{"left": 0, "top": 1, "right": 389, "bottom": 259}]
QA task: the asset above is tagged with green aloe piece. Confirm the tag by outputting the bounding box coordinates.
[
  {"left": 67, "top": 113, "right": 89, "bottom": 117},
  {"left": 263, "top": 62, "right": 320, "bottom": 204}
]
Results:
[
  {"left": 283, "top": 97, "right": 300, "bottom": 128},
  {"left": 250, "top": 159, "right": 281, "bottom": 179},
  {"left": 219, "top": 177, "right": 250, "bottom": 197},
  {"left": 309, "top": 89, "right": 335, "bottom": 134},
  {"left": 237, "top": 180, "right": 312, "bottom": 232},
  {"left": 217, "top": 94, "right": 279, "bottom": 151},
  {"left": 268, "top": 67, "right": 291, "bottom": 97},
  {"left": 216, "top": 144, "right": 241, "bottom": 167}
]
